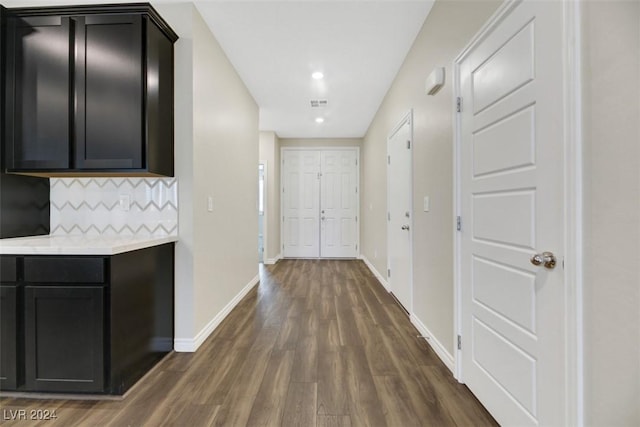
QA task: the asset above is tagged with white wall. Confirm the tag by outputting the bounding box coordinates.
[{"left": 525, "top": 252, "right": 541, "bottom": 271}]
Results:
[
  {"left": 259, "top": 131, "right": 281, "bottom": 263},
  {"left": 155, "top": 3, "right": 259, "bottom": 350},
  {"left": 152, "top": 3, "right": 195, "bottom": 342},
  {"left": 582, "top": 1, "right": 640, "bottom": 425},
  {"left": 361, "top": 0, "right": 500, "bottom": 356}
]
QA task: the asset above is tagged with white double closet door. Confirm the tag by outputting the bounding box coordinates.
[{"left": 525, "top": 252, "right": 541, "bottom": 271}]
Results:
[{"left": 282, "top": 149, "right": 359, "bottom": 258}]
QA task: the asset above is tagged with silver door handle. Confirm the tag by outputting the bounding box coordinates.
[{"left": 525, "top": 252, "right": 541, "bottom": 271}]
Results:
[
  {"left": 401, "top": 225, "right": 410, "bottom": 230},
  {"left": 530, "top": 251, "right": 556, "bottom": 269}
]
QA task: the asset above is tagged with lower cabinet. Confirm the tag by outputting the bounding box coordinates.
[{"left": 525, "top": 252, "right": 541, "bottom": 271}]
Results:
[
  {"left": 0, "top": 284, "right": 21, "bottom": 390},
  {"left": 0, "top": 243, "right": 174, "bottom": 395},
  {"left": 25, "top": 285, "right": 105, "bottom": 392}
]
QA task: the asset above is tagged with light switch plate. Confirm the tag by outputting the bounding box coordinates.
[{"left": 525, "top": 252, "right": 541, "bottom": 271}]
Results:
[
  {"left": 207, "top": 196, "right": 213, "bottom": 212},
  {"left": 423, "top": 196, "right": 430, "bottom": 212}
]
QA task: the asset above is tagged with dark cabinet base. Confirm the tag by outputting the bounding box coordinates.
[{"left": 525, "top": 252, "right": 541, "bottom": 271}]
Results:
[
  {"left": 0, "top": 243, "right": 174, "bottom": 395},
  {"left": 0, "top": 284, "right": 21, "bottom": 390},
  {"left": 109, "top": 244, "right": 174, "bottom": 394}
]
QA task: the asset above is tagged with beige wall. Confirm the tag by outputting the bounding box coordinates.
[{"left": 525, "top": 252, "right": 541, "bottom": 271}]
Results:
[
  {"left": 155, "top": 3, "right": 259, "bottom": 349},
  {"left": 259, "top": 131, "right": 281, "bottom": 262},
  {"left": 583, "top": 1, "right": 640, "bottom": 425},
  {"left": 361, "top": 0, "right": 500, "bottom": 356}
]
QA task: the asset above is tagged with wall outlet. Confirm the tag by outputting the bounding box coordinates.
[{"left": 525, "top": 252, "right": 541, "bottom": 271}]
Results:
[{"left": 119, "top": 194, "right": 130, "bottom": 211}]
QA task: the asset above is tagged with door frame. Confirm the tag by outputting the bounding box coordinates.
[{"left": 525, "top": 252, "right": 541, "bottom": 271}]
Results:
[
  {"left": 280, "top": 146, "right": 361, "bottom": 259},
  {"left": 452, "top": 0, "right": 584, "bottom": 425},
  {"left": 386, "top": 110, "right": 414, "bottom": 313},
  {"left": 258, "top": 160, "right": 267, "bottom": 264}
]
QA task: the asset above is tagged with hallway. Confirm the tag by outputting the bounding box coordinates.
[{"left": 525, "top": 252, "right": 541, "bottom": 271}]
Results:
[{"left": 0, "top": 260, "right": 496, "bottom": 426}]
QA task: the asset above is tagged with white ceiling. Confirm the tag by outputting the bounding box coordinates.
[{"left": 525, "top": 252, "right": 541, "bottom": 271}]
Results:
[
  {"left": 195, "top": 1, "right": 434, "bottom": 138},
  {"left": 2, "top": 0, "right": 435, "bottom": 138}
]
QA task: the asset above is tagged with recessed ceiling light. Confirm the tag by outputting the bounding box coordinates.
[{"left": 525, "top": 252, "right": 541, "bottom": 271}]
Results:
[
  {"left": 312, "top": 71, "right": 324, "bottom": 80},
  {"left": 315, "top": 117, "right": 325, "bottom": 123}
]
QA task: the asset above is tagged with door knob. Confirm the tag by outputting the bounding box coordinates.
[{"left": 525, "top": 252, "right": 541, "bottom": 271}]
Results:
[
  {"left": 530, "top": 252, "right": 556, "bottom": 269},
  {"left": 401, "top": 225, "right": 410, "bottom": 230}
]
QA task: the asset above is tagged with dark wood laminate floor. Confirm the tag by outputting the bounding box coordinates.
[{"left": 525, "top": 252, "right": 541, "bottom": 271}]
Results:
[{"left": 0, "top": 260, "right": 497, "bottom": 427}]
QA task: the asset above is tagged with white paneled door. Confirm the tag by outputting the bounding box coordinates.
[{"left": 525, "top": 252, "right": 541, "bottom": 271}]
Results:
[
  {"left": 282, "top": 150, "right": 321, "bottom": 258},
  {"left": 457, "top": 0, "right": 566, "bottom": 425},
  {"left": 282, "top": 149, "right": 358, "bottom": 258},
  {"left": 387, "top": 113, "right": 413, "bottom": 312},
  {"left": 321, "top": 150, "right": 359, "bottom": 258}
]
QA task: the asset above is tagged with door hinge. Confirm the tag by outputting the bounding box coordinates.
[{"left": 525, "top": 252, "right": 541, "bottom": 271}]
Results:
[
  {"left": 283, "top": 187, "right": 285, "bottom": 193},
  {"left": 407, "top": 140, "right": 411, "bottom": 149},
  {"left": 387, "top": 268, "right": 391, "bottom": 277},
  {"left": 355, "top": 187, "right": 358, "bottom": 194},
  {"left": 355, "top": 216, "right": 358, "bottom": 222},
  {"left": 456, "top": 97, "right": 462, "bottom": 113},
  {"left": 355, "top": 158, "right": 358, "bottom": 166},
  {"left": 355, "top": 244, "right": 358, "bottom": 250},
  {"left": 457, "top": 335, "right": 462, "bottom": 350},
  {"left": 388, "top": 155, "right": 391, "bottom": 165},
  {"left": 388, "top": 212, "right": 391, "bottom": 221},
  {"left": 283, "top": 216, "right": 285, "bottom": 222},
  {"left": 456, "top": 216, "right": 462, "bottom": 231}
]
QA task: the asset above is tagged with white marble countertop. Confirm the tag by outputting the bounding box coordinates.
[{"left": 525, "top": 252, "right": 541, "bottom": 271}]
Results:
[{"left": 0, "top": 235, "right": 178, "bottom": 255}]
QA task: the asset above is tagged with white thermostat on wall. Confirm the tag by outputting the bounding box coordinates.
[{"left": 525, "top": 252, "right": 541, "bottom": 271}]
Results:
[{"left": 425, "top": 67, "right": 445, "bottom": 95}]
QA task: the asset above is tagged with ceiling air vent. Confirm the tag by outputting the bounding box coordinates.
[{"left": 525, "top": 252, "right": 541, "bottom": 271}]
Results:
[{"left": 310, "top": 99, "right": 328, "bottom": 108}]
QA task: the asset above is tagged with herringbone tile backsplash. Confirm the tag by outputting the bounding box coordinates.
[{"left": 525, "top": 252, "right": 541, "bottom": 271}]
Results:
[{"left": 50, "top": 178, "right": 178, "bottom": 237}]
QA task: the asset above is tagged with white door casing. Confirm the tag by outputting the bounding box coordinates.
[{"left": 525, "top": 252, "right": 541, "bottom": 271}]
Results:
[
  {"left": 455, "top": 1, "right": 569, "bottom": 426},
  {"left": 282, "top": 150, "right": 321, "bottom": 258},
  {"left": 321, "top": 150, "right": 359, "bottom": 258},
  {"left": 387, "top": 112, "right": 413, "bottom": 312},
  {"left": 282, "top": 148, "right": 359, "bottom": 258}
]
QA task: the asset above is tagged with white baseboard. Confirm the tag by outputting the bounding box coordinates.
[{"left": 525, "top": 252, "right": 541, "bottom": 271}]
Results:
[
  {"left": 359, "top": 254, "right": 389, "bottom": 291},
  {"left": 411, "top": 313, "right": 455, "bottom": 373},
  {"left": 174, "top": 274, "right": 260, "bottom": 352},
  {"left": 264, "top": 253, "right": 281, "bottom": 265}
]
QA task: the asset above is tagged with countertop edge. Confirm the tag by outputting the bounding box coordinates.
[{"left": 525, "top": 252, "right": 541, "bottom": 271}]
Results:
[{"left": 0, "top": 236, "right": 178, "bottom": 256}]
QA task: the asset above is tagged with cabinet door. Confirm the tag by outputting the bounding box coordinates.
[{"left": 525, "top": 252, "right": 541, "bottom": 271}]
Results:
[
  {"left": 25, "top": 285, "right": 104, "bottom": 392},
  {"left": 5, "top": 16, "right": 72, "bottom": 170},
  {"left": 74, "top": 14, "right": 143, "bottom": 170},
  {"left": 0, "top": 285, "right": 20, "bottom": 390}
]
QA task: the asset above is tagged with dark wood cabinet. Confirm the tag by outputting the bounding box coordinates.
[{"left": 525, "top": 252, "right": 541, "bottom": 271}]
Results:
[
  {"left": 25, "top": 285, "right": 105, "bottom": 392},
  {"left": 3, "top": 4, "right": 177, "bottom": 176},
  {"left": 0, "top": 284, "right": 20, "bottom": 390},
  {"left": 5, "top": 16, "right": 72, "bottom": 170},
  {"left": 0, "top": 243, "right": 174, "bottom": 394},
  {"left": 0, "top": 6, "right": 52, "bottom": 240},
  {"left": 75, "top": 14, "right": 143, "bottom": 170},
  {"left": 0, "top": 257, "right": 22, "bottom": 391},
  {"left": 0, "top": 256, "right": 22, "bottom": 390}
]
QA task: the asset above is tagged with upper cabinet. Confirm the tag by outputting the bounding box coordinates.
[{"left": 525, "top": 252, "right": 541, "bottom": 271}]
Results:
[{"left": 3, "top": 4, "right": 177, "bottom": 177}]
